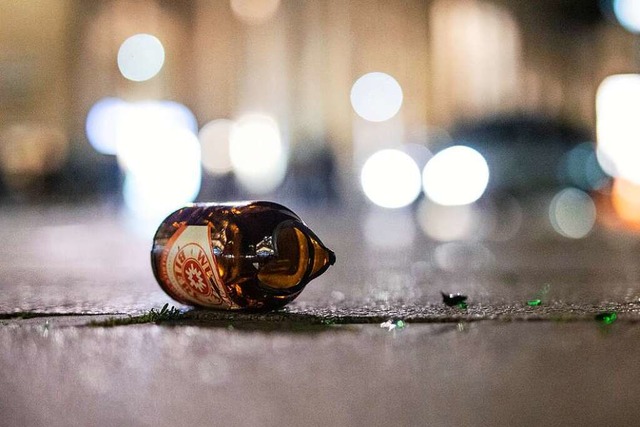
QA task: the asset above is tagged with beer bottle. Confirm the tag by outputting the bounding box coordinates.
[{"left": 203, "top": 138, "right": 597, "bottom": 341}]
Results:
[{"left": 151, "top": 201, "right": 335, "bottom": 310}]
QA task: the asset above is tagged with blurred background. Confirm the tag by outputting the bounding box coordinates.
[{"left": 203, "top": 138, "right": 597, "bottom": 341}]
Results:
[{"left": 3, "top": 0, "right": 640, "bottom": 309}]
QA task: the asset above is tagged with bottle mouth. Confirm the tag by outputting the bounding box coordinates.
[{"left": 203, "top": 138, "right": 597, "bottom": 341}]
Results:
[{"left": 256, "top": 220, "right": 335, "bottom": 293}]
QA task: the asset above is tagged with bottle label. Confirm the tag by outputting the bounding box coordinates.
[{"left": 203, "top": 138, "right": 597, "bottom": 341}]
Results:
[{"left": 159, "top": 225, "right": 239, "bottom": 309}]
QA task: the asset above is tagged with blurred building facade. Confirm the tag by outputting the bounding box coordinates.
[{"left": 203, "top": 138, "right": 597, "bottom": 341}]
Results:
[{"left": 0, "top": 0, "right": 636, "bottom": 197}]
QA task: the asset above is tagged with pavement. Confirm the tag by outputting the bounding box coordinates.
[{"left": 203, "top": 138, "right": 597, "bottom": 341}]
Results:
[{"left": 2, "top": 202, "right": 640, "bottom": 426}]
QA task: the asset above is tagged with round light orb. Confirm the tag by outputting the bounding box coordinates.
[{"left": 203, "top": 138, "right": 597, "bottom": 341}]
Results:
[
  {"left": 611, "top": 178, "right": 640, "bottom": 224},
  {"left": 350, "top": 72, "right": 403, "bottom": 122},
  {"left": 549, "top": 188, "right": 596, "bottom": 239},
  {"left": 422, "top": 146, "right": 489, "bottom": 206},
  {"left": 153, "top": 100, "right": 198, "bottom": 134},
  {"left": 229, "top": 114, "right": 286, "bottom": 194},
  {"left": 199, "top": 119, "right": 234, "bottom": 175},
  {"left": 85, "top": 97, "right": 127, "bottom": 155},
  {"left": 416, "top": 199, "right": 478, "bottom": 242},
  {"left": 614, "top": 0, "right": 640, "bottom": 33},
  {"left": 360, "top": 149, "right": 422, "bottom": 209},
  {"left": 362, "top": 209, "right": 416, "bottom": 249},
  {"left": 117, "top": 33, "right": 165, "bottom": 82},
  {"left": 596, "top": 74, "right": 640, "bottom": 184},
  {"left": 230, "top": 0, "right": 281, "bottom": 25},
  {"left": 561, "top": 142, "right": 609, "bottom": 191},
  {"left": 123, "top": 128, "right": 201, "bottom": 220},
  {"left": 114, "top": 101, "right": 197, "bottom": 172}
]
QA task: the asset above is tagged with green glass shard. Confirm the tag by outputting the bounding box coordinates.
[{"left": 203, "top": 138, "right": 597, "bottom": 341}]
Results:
[
  {"left": 441, "top": 292, "right": 467, "bottom": 307},
  {"left": 527, "top": 299, "right": 542, "bottom": 307},
  {"left": 595, "top": 312, "right": 617, "bottom": 325}
]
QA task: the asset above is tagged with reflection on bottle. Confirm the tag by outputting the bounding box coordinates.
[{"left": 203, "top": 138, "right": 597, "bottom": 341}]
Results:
[{"left": 151, "top": 201, "right": 335, "bottom": 310}]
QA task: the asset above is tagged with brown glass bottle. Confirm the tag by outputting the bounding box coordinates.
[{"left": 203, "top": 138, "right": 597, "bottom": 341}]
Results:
[{"left": 151, "top": 201, "right": 335, "bottom": 310}]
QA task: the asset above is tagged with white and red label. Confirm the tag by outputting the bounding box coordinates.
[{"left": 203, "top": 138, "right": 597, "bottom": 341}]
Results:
[{"left": 160, "top": 225, "right": 238, "bottom": 308}]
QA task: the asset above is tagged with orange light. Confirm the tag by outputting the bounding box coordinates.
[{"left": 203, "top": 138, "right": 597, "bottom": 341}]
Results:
[{"left": 612, "top": 178, "right": 640, "bottom": 225}]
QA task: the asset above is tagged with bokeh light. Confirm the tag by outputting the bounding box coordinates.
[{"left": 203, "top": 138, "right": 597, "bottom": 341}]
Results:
[
  {"left": 350, "top": 72, "right": 403, "bottom": 122},
  {"left": 611, "top": 178, "right": 640, "bottom": 224},
  {"left": 422, "top": 146, "right": 489, "bottom": 206},
  {"left": 199, "top": 119, "right": 234, "bottom": 175},
  {"left": 614, "top": 0, "right": 640, "bottom": 33},
  {"left": 360, "top": 149, "right": 422, "bottom": 209},
  {"left": 549, "top": 188, "right": 596, "bottom": 239},
  {"left": 117, "top": 34, "right": 165, "bottom": 82},
  {"left": 596, "top": 74, "right": 640, "bottom": 184},
  {"left": 85, "top": 97, "right": 127, "bottom": 155},
  {"left": 229, "top": 113, "right": 286, "bottom": 194},
  {"left": 230, "top": 0, "right": 281, "bottom": 25},
  {"left": 123, "top": 128, "right": 201, "bottom": 220},
  {"left": 363, "top": 209, "right": 416, "bottom": 249},
  {"left": 111, "top": 101, "right": 198, "bottom": 172},
  {"left": 84, "top": 98, "right": 201, "bottom": 220},
  {"left": 416, "top": 199, "right": 479, "bottom": 241},
  {"left": 560, "top": 142, "right": 609, "bottom": 191},
  {"left": 87, "top": 98, "right": 197, "bottom": 158}
]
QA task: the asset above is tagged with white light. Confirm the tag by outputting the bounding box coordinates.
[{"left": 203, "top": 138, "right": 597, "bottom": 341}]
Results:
[
  {"left": 614, "top": 0, "right": 640, "bottom": 33},
  {"left": 549, "top": 188, "right": 596, "bottom": 239},
  {"left": 363, "top": 209, "right": 416, "bottom": 249},
  {"left": 158, "top": 101, "right": 199, "bottom": 133},
  {"left": 114, "top": 101, "right": 197, "bottom": 172},
  {"left": 360, "top": 149, "right": 422, "bottom": 209},
  {"left": 85, "top": 97, "right": 127, "bottom": 155},
  {"left": 123, "top": 128, "right": 201, "bottom": 220},
  {"left": 350, "top": 72, "right": 403, "bottom": 122},
  {"left": 94, "top": 100, "right": 201, "bottom": 220},
  {"left": 86, "top": 98, "right": 196, "bottom": 157},
  {"left": 596, "top": 74, "right": 640, "bottom": 184},
  {"left": 199, "top": 119, "right": 234, "bottom": 175},
  {"left": 422, "top": 146, "right": 489, "bottom": 206},
  {"left": 117, "top": 34, "right": 165, "bottom": 82},
  {"left": 416, "top": 199, "right": 479, "bottom": 241},
  {"left": 229, "top": 114, "right": 286, "bottom": 194},
  {"left": 230, "top": 0, "right": 281, "bottom": 24}
]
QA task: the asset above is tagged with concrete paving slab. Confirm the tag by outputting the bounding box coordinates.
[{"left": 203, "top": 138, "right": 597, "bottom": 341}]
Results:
[
  {"left": 1, "top": 320, "right": 638, "bottom": 427},
  {"left": 1, "top": 204, "right": 640, "bottom": 426}
]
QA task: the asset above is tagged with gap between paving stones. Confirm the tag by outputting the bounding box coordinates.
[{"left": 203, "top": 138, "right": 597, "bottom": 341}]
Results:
[{"left": 1, "top": 301, "right": 639, "bottom": 327}]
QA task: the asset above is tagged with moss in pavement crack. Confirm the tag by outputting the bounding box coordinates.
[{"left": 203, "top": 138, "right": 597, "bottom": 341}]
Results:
[{"left": 88, "top": 304, "right": 185, "bottom": 327}]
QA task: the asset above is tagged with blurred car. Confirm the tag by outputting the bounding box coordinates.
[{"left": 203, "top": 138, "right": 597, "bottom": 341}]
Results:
[{"left": 447, "top": 114, "right": 608, "bottom": 196}]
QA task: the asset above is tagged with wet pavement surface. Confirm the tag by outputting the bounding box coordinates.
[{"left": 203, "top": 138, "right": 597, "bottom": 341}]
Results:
[
  {"left": 2, "top": 203, "right": 640, "bottom": 426},
  {"left": 2, "top": 319, "right": 640, "bottom": 427}
]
